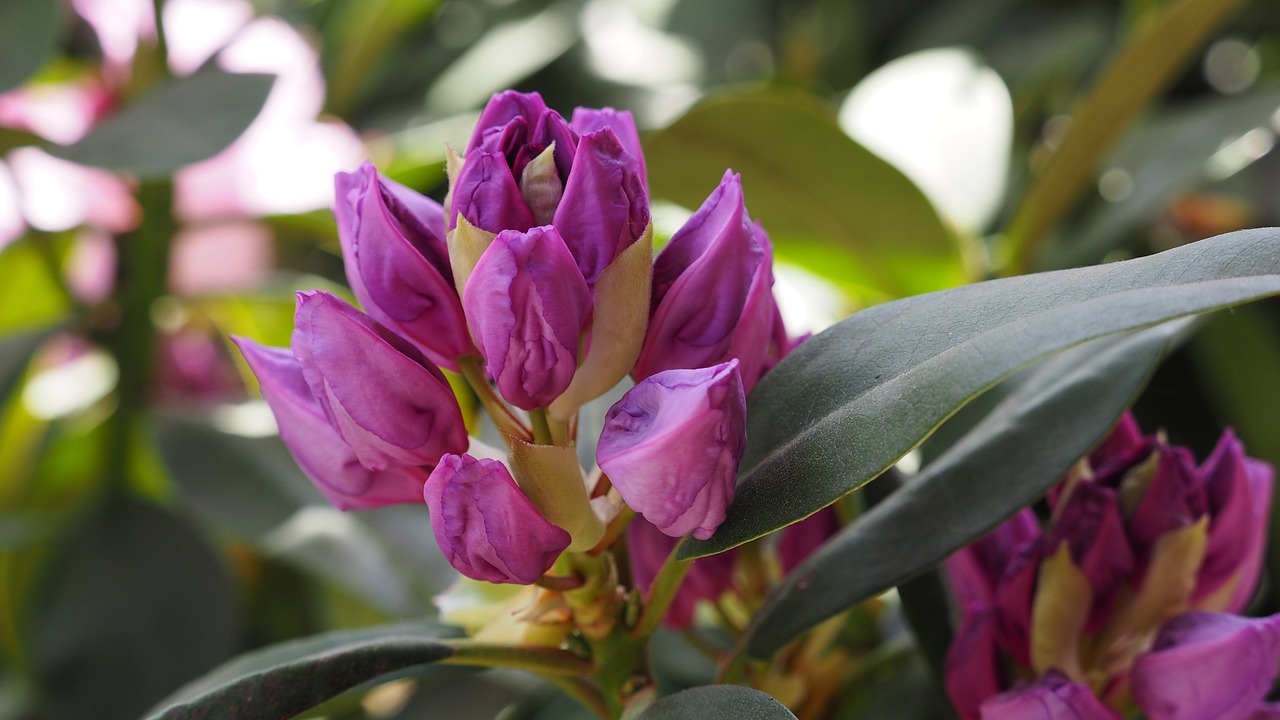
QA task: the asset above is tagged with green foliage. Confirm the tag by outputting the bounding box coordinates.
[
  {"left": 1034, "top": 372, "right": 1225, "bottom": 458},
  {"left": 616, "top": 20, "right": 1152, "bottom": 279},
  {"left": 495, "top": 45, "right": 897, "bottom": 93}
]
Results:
[
  {"left": 635, "top": 685, "right": 798, "bottom": 720},
  {"left": 0, "top": 0, "right": 64, "bottom": 93}
]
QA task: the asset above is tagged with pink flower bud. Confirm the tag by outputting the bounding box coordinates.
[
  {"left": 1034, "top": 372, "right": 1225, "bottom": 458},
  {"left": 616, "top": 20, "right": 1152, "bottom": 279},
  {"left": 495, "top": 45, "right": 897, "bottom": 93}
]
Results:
[
  {"left": 979, "top": 671, "right": 1120, "bottom": 720},
  {"left": 334, "top": 162, "right": 473, "bottom": 369},
  {"left": 462, "top": 226, "right": 591, "bottom": 410},
  {"left": 424, "top": 453, "right": 571, "bottom": 585},
  {"left": 597, "top": 361, "right": 746, "bottom": 540},
  {"left": 627, "top": 518, "right": 736, "bottom": 628},
  {"left": 291, "top": 290, "right": 468, "bottom": 470},
  {"left": 1131, "top": 611, "right": 1280, "bottom": 720},
  {"left": 232, "top": 337, "right": 429, "bottom": 509}
]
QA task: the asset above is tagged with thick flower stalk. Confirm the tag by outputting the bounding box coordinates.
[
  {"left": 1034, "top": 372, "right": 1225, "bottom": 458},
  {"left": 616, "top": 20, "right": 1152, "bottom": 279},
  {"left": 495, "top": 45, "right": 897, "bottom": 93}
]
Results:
[{"left": 945, "top": 413, "right": 1276, "bottom": 720}]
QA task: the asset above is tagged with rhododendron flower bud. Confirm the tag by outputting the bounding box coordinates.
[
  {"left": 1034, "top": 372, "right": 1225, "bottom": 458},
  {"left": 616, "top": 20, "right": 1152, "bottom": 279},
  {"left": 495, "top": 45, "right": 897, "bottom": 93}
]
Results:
[
  {"left": 334, "top": 162, "right": 473, "bottom": 369},
  {"left": 291, "top": 290, "right": 468, "bottom": 470},
  {"left": 634, "top": 171, "right": 779, "bottom": 389},
  {"left": 1044, "top": 481, "right": 1134, "bottom": 628},
  {"left": 233, "top": 337, "right": 429, "bottom": 509},
  {"left": 571, "top": 107, "right": 647, "bottom": 186},
  {"left": 1195, "top": 431, "right": 1273, "bottom": 612},
  {"left": 979, "top": 671, "right": 1120, "bottom": 720},
  {"left": 463, "top": 226, "right": 590, "bottom": 410},
  {"left": 1131, "top": 611, "right": 1280, "bottom": 720},
  {"left": 628, "top": 518, "right": 736, "bottom": 628},
  {"left": 597, "top": 361, "right": 746, "bottom": 540},
  {"left": 425, "top": 453, "right": 570, "bottom": 585}
]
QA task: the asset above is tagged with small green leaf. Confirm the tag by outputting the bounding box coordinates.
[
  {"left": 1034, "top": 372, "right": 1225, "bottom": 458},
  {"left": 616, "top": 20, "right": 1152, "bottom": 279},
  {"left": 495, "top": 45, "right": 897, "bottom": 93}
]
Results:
[
  {"left": 637, "top": 686, "right": 797, "bottom": 720},
  {"left": 0, "top": 0, "right": 64, "bottom": 93},
  {"left": 48, "top": 69, "right": 275, "bottom": 178},
  {"left": 644, "top": 87, "right": 960, "bottom": 299},
  {"left": 681, "top": 228, "right": 1280, "bottom": 560},
  {"left": 741, "top": 321, "right": 1186, "bottom": 658},
  {"left": 30, "top": 496, "right": 239, "bottom": 720},
  {"left": 145, "top": 623, "right": 459, "bottom": 720}
]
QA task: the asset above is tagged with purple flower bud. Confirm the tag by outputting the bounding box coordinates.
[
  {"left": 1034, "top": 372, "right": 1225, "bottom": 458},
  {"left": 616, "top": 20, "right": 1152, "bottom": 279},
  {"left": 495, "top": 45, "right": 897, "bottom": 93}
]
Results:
[
  {"left": 570, "top": 107, "right": 647, "bottom": 188},
  {"left": 552, "top": 128, "right": 649, "bottom": 287},
  {"left": 467, "top": 91, "right": 550, "bottom": 155},
  {"left": 726, "top": 234, "right": 785, "bottom": 392},
  {"left": 634, "top": 171, "right": 770, "bottom": 382},
  {"left": 1045, "top": 482, "right": 1134, "bottom": 628},
  {"left": 947, "top": 509, "right": 1041, "bottom": 667},
  {"left": 462, "top": 226, "right": 591, "bottom": 410},
  {"left": 597, "top": 361, "right": 746, "bottom": 540},
  {"left": 979, "top": 671, "right": 1120, "bottom": 720},
  {"left": 1131, "top": 611, "right": 1280, "bottom": 720},
  {"left": 232, "top": 337, "right": 429, "bottom": 509},
  {"left": 451, "top": 150, "right": 535, "bottom": 233},
  {"left": 627, "top": 518, "right": 736, "bottom": 628},
  {"left": 1196, "top": 430, "right": 1274, "bottom": 613},
  {"left": 776, "top": 507, "right": 841, "bottom": 575},
  {"left": 334, "top": 162, "right": 473, "bottom": 369},
  {"left": 946, "top": 608, "right": 1005, "bottom": 720},
  {"left": 291, "top": 290, "right": 468, "bottom": 470},
  {"left": 425, "top": 453, "right": 571, "bottom": 584},
  {"left": 1126, "top": 445, "right": 1204, "bottom": 561}
]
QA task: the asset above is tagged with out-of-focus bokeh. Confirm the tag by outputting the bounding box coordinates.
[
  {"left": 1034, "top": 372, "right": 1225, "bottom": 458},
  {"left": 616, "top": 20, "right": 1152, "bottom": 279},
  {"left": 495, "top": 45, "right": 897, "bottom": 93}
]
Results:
[{"left": 1, "top": 0, "right": 1279, "bottom": 718}]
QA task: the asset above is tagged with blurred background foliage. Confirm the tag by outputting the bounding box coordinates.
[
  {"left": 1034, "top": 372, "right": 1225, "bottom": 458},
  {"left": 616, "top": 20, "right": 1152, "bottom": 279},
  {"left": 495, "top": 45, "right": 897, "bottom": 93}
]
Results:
[{"left": 1, "top": 0, "right": 1279, "bottom": 718}]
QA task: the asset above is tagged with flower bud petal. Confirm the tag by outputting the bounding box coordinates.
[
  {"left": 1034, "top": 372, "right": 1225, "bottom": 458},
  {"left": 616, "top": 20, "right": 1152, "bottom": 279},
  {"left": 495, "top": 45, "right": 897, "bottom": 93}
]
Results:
[
  {"left": 571, "top": 107, "right": 647, "bottom": 187},
  {"left": 334, "top": 162, "right": 472, "bottom": 368},
  {"left": 463, "top": 226, "right": 590, "bottom": 410},
  {"left": 507, "top": 439, "right": 606, "bottom": 552},
  {"left": 1030, "top": 543, "right": 1092, "bottom": 680},
  {"left": 634, "top": 171, "right": 766, "bottom": 380},
  {"left": 979, "top": 671, "right": 1120, "bottom": 720},
  {"left": 777, "top": 507, "right": 842, "bottom": 575},
  {"left": 446, "top": 213, "right": 497, "bottom": 297},
  {"left": 627, "top": 518, "right": 736, "bottom": 628},
  {"left": 1047, "top": 482, "right": 1134, "bottom": 622},
  {"left": 946, "top": 607, "right": 1006, "bottom": 720},
  {"left": 1127, "top": 446, "right": 1205, "bottom": 559},
  {"left": 1131, "top": 611, "right": 1280, "bottom": 720},
  {"left": 232, "top": 337, "right": 428, "bottom": 509},
  {"left": 597, "top": 361, "right": 746, "bottom": 540},
  {"left": 726, "top": 230, "right": 784, "bottom": 392},
  {"left": 452, "top": 150, "right": 534, "bottom": 233},
  {"left": 291, "top": 290, "right": 468, "bottom": 470},
  {"left": 1197, "top": 430, "right": 1275, "bottom": 612},
  {"left": 425, "top": 453, "right": 570, "bottom": 584},
  {"left": 553, "top": 128, "right": 649, "bottom": 287}
]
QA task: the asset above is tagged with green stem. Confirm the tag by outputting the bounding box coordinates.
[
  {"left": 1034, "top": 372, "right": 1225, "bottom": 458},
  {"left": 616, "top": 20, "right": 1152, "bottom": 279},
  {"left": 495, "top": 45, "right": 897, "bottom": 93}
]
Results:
[
  {"left": 546, "top": 675, "right": 611, "bottom": 720},
  {"left": 631, "top": 539, "right": 693, "bottom": 640},
  {"left": 530, "top": 408, "right": 553, "bottom": 445},
  {"left": 151, "top": 0, "right": 169, "bottom": 65},
  {"left": 458, "top": 357, "right": 531, "bottom": 443},
  {"left": 442, "top": 641, "right": 595, "bottom": 676}
]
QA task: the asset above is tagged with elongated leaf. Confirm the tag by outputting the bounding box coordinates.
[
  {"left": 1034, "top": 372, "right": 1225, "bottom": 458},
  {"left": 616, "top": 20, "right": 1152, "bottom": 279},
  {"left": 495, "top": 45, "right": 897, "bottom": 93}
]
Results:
[
  {"left": 637, "top": 686, "right": 797, "bottom": 720},
  {"left": 681, "top": 228, "right": 1280, "bottom": 560},
  {"left": 1004, "top": 0, "right": 1250, "bottom": 270},
  {"left": 30, "top": 496, "right": 239, "bottom": 720},
  {"left": 644, "top": 88, "right": 959, "bottom": 298},
  {"left": 0, "top": 0, "right": 64, "bottom": 93},
  {"left": 145, "top": 623, "right": 458, "bottom": 720},
  {"left": 48, "top": 69, "right": 274, "bottom": 177},
  {"left": 743, "top": 320, "right": 1187, "bottom": 658}
]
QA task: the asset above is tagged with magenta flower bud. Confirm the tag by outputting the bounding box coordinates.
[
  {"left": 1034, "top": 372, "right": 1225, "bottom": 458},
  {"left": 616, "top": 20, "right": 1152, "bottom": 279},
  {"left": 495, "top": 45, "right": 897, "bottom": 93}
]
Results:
[
  {"left": 1125, "top": 444, "right": 1204, "bottom": 560},
  {"left": 726, "top": 236, "right": 785, "bottom": 392},
  {"left": 979, "top": 671, "right": 1120, "bottom": 720},
  {"left": 597, "top": 361, "right": 746, "bottom": 540},
  {"left": 627, "top": 518, "right": 736, "bottom": 628},
  {"left": 462, "top": 226, "right": 590, "bottom": 410},
  {"left": 946, "top": 608, "right": 1005, "bottom": 720},
  {"left": 291, "top": 290, "right": 468, "bottom": 470},
  {"left": 425, "top": 453, "right": 571, "bottom": 584},
  {"left": 451, "top": 150, "right": 535, "bottom": 233},
  {"left": 1045, "top": 482, "right": 1134, "bottom": 627},
  {"left": 776, "top": 507, "right": 841, "bottom": 575},
  {"left": 552, "top": 128, "right": 649, "bottom": 287},
  {"left": 1197, "top": 431, "right": 1274, "bottom": 612},
  {"left": 334, "top": 162, "right": 473, "bottom": 369},
  {"left": 1131, "top": 611, "right": 1280, "bottom": 720},
  {"left": 232, "top": 337, "right": 429, "bottom": 509},
  {"left": 570, "top": 107, "right": 647, "bottom": 188},
  {"left": 633, "top": 171, "right": 770, "bottom": 382},
  {"left": 467, "top": 90, "right": 551, "bottom": 154},
  {"left": 946, "top": 509, "right": 1041, "bottom": 667}
]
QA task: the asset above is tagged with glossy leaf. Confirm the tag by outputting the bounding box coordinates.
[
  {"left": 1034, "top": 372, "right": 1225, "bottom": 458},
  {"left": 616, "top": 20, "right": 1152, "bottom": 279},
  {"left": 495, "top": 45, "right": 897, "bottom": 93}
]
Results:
[
  {"left": 681, "top": 228, "right": 1280, "bottom": 560},
  {"left": 637, "top": 685, "right": 798, "bottom": 720},
  {"left": 145, "top": 623, "right": 458, "bottom": 720},
  {"left": 48, "top": 69, "right": 274, "bottom": 178},
  {"left": 743, "top": 320, "right": 1186, "bottom": 658},
  {"left": 30, "top": 496, "right": 239, "bottom": 720},
  {"left": 644, "top": 87, "right": 959, "bottom": 298},
  {"left": 0, "top": 0, "right": 64, "bottom": 93},
  {"left": 1003, "top": 0, "right": 1251, "bottom": 270}
]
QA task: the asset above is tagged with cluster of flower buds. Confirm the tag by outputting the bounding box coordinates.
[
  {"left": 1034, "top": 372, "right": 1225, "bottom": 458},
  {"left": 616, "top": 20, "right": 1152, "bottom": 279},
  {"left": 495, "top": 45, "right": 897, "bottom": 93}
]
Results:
[
  {"left": 236, "top": 91, "right": 794, "bottom": 595},
  {"left": 945, "top": 413, "right": 1276, "bottom": 720}
]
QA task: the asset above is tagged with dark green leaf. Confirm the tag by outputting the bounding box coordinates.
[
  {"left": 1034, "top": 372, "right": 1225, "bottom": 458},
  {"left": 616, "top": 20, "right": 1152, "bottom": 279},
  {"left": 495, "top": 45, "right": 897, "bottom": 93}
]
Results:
[
  {"left": 0, "top": 327, "right": 51, "bottom": 402},
  {"left": 144, "top": 623, "right": 457, "bottom": 720},
  {"left": 48, "top": 69, "right": 274, "bottom": 178},
  {"left": 638, "top": 686, "right": 798, "bottom": 720},
  {"left": 682, "top": 228, "right": 1280, "bottom": 560},
  {"left": 0, "top": 0, "right": 64, "bottom": 93},
  {"left": 30, "top": 495, "right": 239, "bottom": 720},
  {"left": 742, "top": 320, "right": 1187, "bottom": 657},
  {"left": 644, "top": 87, "right": 959, "bottom": 298}
]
